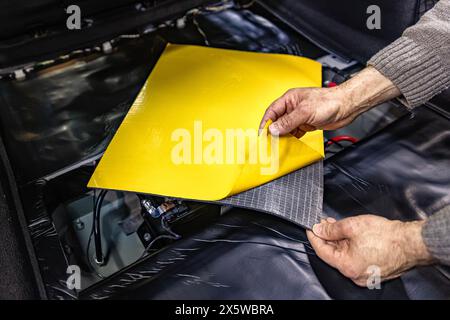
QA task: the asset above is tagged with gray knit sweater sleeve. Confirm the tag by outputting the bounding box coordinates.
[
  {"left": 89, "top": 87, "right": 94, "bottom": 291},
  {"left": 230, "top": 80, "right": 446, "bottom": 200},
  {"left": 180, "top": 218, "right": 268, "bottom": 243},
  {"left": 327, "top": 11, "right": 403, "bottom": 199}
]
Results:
[
  {"left": 422, "top": 206, "right": 450, "bottom": 265},
  {"left": 370, "top": 1, "right": 450, "bottom": 265},
  {"left": 368, "top": 0, "right": 450, "bottom": 108}
]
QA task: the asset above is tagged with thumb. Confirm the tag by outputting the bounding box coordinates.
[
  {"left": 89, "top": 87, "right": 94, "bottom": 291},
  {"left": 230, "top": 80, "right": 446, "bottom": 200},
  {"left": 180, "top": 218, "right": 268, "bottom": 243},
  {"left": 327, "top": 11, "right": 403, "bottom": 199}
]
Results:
[
  {"left": 312, "top": 220, "right": 349, "bottom": 241},
  {"left": 269, "top": 112, "right": 301, "bottom": 136}
]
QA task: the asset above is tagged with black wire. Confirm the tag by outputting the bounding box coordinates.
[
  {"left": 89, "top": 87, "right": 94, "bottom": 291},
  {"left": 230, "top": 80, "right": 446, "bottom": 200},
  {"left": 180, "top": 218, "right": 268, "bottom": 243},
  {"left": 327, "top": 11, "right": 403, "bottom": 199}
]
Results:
[
  {"left": 85, "top": 190, "right": 105, "bottom": 279},
  {"left": 324, "top": 138, "right": 346, "bottom": 150},
  {"left": 138, "top": 200, "right": 182, "bottom": 258},
  {"left": 160, "top": 215, "right": 181, "bottom": 239},
  {"left": 85, "top": 190, "right": 97, "bottom": 271},
  {"left": 93, "top": 190, "right": 107, "bottom": 265},
  {"left": 85, "top": 223, "right": 105, "bottom": 279},
  {"left": 141, "top": 234, "right": 179, "bottom": 258}
]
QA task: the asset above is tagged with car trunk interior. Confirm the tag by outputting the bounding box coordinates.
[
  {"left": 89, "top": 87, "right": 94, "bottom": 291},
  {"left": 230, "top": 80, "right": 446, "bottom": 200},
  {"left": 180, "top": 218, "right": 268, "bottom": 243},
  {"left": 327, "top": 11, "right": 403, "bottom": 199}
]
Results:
[{"left": 0, "top": 0, "right": 412, "bottom": 299}]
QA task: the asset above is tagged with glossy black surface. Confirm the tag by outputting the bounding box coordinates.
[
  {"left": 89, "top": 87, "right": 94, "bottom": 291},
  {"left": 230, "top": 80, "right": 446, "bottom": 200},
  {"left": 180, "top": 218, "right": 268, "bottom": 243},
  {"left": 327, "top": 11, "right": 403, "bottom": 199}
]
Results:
[
  {"left": 83, "top": 208, "right": 410, "bottom": 300},
  {"left": 324, "top": 107, "right": 450, "bottom": 223},
  {"left": 160, "top": 4, "right": 310, "bottom": 56},
  {"left": 0, "top": 36, "right": 164, "bottom": 184},
  {"left": 259, "top": 0, "right": 423, "bottom": 62},
  {"left": 82, "top": 209, "right": 331, "bottom": 300},
  {"left": 320, "top": 106, "right": 450, "bottom": 299},
  {"left": 0, "top": 0, "right": 215, "bottom": 68}
]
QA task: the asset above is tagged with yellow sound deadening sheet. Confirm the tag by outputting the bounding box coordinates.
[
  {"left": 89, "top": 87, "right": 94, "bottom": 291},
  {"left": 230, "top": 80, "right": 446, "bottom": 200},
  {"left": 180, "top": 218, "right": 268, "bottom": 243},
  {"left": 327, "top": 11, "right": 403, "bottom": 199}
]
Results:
[{"left": 88, "top": 44, "right": 324, "bottom": 201}]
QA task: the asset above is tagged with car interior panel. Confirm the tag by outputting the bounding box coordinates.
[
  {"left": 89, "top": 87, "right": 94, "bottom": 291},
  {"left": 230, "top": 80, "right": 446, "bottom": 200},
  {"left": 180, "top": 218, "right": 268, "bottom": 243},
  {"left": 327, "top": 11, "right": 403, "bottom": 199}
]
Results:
[{"left": 0, "top": 0, "right": 448, "bottom": 300}]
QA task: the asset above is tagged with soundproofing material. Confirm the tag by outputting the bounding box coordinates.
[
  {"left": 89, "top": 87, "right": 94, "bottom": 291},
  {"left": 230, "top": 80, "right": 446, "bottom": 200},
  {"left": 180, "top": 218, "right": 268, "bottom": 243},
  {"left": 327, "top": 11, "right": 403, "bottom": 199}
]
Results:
[
  {"left": 220, "top": 161, "right": 324, "bottom": 229},
  {"left": 89, "top": 44, "right": 324, "bottom": 203}
]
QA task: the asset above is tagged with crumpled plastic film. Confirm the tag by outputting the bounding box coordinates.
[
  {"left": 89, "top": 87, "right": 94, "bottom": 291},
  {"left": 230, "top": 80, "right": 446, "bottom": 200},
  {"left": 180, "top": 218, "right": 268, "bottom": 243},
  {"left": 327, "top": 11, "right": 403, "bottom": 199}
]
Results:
[{"left": 88, "top": 44, "right": 323, "bottom": 202}]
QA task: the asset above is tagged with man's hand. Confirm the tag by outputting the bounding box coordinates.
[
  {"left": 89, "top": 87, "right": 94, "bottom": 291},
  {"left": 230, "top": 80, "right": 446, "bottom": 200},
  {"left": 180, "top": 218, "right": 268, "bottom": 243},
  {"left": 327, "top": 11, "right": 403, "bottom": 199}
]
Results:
[
  {"left": 259, "top": 87, "right": 355, "bottom": 137},
  {"left": 259, "top": 66, "right": 401, "bottom": 137},
  {"left": 306, "top": 215, "right": 434, "bottom": 287}
]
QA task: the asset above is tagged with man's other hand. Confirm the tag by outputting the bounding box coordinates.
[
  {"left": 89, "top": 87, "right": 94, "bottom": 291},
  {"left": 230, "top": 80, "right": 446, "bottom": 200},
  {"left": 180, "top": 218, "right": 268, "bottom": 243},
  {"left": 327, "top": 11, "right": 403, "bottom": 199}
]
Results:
[{"left": 306, "top": 215, "right": 434, "bottom": 287}]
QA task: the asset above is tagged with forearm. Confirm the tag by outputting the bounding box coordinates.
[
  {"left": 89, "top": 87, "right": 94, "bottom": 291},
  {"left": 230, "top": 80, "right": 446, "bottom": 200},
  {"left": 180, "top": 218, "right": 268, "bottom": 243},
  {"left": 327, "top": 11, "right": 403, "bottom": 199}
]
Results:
[
  {"left": 337, "top": 66, "right": 401, "bottom": 117},
  {"left": 398, "top": 205, "right": 450, "bottom": 267},
  {"left": 400, "top": 220, "right": 435, "bottom": 267}
]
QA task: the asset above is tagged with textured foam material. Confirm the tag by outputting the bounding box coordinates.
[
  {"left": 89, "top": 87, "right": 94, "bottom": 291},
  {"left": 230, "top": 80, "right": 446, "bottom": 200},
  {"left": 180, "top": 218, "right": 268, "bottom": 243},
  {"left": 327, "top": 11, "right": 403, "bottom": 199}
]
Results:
[{"left": 220, "top": 161, "right": 324, "bottom": 229}]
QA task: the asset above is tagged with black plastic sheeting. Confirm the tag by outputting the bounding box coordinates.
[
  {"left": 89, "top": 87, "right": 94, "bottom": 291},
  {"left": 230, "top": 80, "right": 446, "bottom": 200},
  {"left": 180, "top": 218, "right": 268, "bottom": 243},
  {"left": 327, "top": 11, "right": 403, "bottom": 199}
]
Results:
[
  {"left": 0, "top": 0, "right": 143, "bottom": 40},
  {"left": 82, "top": 209, "right": 332, "bottom": 300},
  {"left": 321, "top": 106, "right": 450, "bottom": 299},
  {"left": 82, "top": 210, "right": 408, "bottom": 300},
  {"left": 324, "top": 107, "right": 450, "bottom": 225},
  {"left": 0, "top": 36, "right": 165, "bottom": 184},
  {"left": 82, "top": 106, "right": 450, "bottom": 300},
  {"left": 160, "top": 5, "right": 304, "bottom": 56},
  {"left": 19, "top": 169, "right": 93, "bottom": 299},
  {"left": 258, "top": 0, "right": 426, "bottom": 62}
]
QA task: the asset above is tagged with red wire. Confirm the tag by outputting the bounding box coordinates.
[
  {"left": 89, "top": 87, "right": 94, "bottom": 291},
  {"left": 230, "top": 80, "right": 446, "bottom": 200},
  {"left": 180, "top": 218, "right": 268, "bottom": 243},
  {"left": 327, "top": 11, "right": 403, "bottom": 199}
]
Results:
[{"left": 327, "top": 135, "right": 359, "bottom": 146}]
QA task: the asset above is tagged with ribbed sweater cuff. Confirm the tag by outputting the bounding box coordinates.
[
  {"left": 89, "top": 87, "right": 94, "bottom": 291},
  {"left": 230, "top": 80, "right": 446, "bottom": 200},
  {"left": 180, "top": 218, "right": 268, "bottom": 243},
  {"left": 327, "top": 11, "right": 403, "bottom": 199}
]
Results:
[
  {"left": 422, "top": 206, "right": 450, "bottom": 266},
  {"left": 368, "top": 37, "right": 450, "bottom": 109}
]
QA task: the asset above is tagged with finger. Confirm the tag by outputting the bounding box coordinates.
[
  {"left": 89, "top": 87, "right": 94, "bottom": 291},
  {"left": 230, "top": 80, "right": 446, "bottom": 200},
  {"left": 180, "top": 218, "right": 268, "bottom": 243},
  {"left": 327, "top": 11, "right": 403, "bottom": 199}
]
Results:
[
  {"left": 259, "top": 97, "right": 288, "bottom": 131},
  {"left": 291, "top": 128, "right": 306, "bottom": 139},
  {"left": 269, "top": 110, "right": 304, "bottom": 136},
  {"left": 326, "top": 217, "right": 337, "bottom": 223},
  {"left": 326, "top": 240, "right": 339, "bottom": 248},
  {"left": 312, "top": 220, "right": 349, "bottom": 241},
  {"left": 306, "top": 230, "right": 341, "bottom": 269},
  {"left": 299, "top": 124, "right": 317, "bottom": 132}
]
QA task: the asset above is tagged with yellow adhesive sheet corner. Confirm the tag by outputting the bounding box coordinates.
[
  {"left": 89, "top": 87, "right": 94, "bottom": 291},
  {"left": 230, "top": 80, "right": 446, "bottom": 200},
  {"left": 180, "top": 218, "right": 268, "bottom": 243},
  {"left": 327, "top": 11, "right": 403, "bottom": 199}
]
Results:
[{"left": 88, "top": 44, "right": 324, "bottom": 201}]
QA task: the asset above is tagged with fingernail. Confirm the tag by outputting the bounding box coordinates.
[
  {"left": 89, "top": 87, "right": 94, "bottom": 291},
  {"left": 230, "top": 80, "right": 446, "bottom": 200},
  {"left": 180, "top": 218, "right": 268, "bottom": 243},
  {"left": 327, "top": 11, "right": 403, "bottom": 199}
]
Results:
[
  {"left": 312, "top": 223, "right": 322, "bottom": 235},
  {"left": 326, "top": 217, "right": 336, "bottom": 223},
  {"left": 269, "top": 123, "right": 279, "bottom": 135}
]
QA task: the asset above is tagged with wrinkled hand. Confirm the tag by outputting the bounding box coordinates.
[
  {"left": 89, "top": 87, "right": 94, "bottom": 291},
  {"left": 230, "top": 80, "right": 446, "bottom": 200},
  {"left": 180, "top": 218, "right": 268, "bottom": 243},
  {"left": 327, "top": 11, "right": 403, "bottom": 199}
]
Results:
[
  {"left": 259, "top": 87, "right": 355, "bottom": 138},
  {"left": 259, "top": 66, "right": 401, "bottom": 137},
  {"left": 307, "top": 215, "right": 434, "bottom": 287}
]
